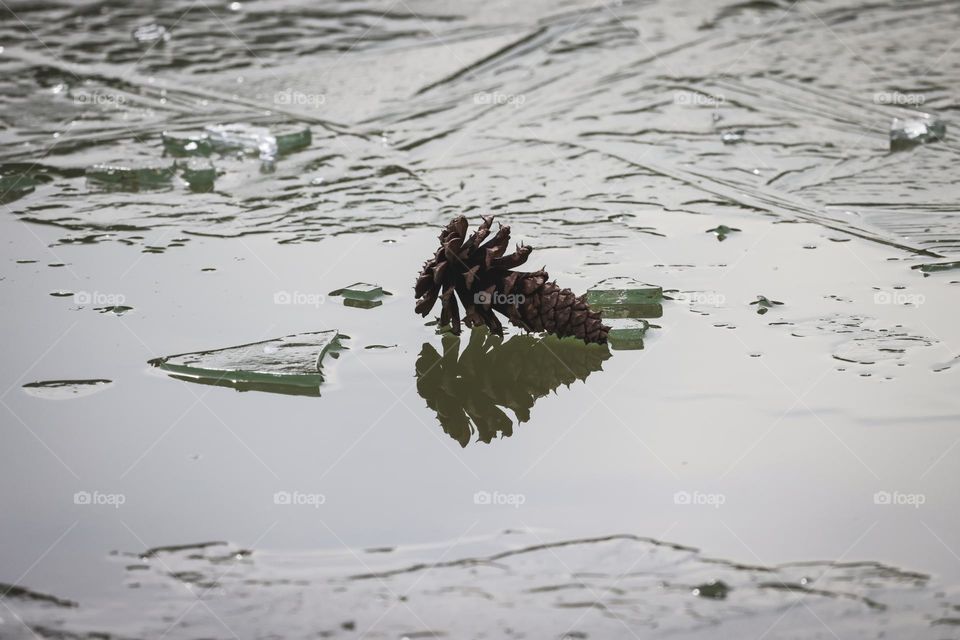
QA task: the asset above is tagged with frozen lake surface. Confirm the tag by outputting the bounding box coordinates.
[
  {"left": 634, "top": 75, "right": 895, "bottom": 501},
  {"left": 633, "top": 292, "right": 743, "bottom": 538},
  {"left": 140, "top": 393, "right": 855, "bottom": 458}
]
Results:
[{"left": 1, "top": 0, "right": 959, "bottom": 637}]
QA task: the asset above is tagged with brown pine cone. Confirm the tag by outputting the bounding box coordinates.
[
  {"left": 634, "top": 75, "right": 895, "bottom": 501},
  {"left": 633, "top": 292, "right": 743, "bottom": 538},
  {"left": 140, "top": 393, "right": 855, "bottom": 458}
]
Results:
[{"left": 414, "top": 215, "right": 609, "bottom": 344}]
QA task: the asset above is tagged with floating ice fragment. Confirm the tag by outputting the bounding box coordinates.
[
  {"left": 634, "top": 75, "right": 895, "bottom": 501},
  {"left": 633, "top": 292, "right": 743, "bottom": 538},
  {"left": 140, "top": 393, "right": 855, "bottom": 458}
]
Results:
[
  {"left": 149, "top": 330, "right": 345, "bottom": 396},
  {"left": 328, "top": 283, "right": 392, "bottom": 309},
  {"left": 692, "top": 580, "right": 730, "bottom": 599},
  {"left": 272, "top": 125, "right": 313, "bottom": 155},
  {"left": 177, "top": 158, "right": 216, "bottom": 191},
  {"left": 720, "top": 129, "right": 745, "bottom": 144},
  {"left": 586, "top": 277, "right": 662, "bottom": 319},
  {"left": 750, "top": 295, "right": 783, "bottom": 315},
  {"left": 203, "top": 123, "right": 311, "bottom": 163},
  {"left": 890, "top": 115, "right": 946, "bottom": 151},
  {"left": 0, "top": 173, "right": 38, "bottom": 203},
  {"left": 95, "top": 305, "right": 133, "bottom": 316},
  {"left": 86, "top": 161, "right": 174, "bottom": 191},
  {"left": 205, "top": 123, "right": 274, "bottom": 159},
  {"left": 22, "top": 379, "right": 113, "bottom": 400},
  {"left": 586, "top": 277, "right": 662, "bottom": 305},
  {"left": 132, "top": 24, "right": 170, "bottom": 46},
  {"left": 330, "top": 283, "right": 384, "bottom": 301},
  {"left": 706, "top": 224, "right": 741, "bottom": 241},
  {"left": 910, "top": 260, "right": 960, "bottom": 274},
  {"left": 162, "top": 131, "right": 212, "bottom": 157}
]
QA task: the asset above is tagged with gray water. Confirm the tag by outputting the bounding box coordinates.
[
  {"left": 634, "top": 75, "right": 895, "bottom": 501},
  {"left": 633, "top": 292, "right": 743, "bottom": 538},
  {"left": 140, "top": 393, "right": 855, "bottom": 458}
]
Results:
[{"left": 1, "top": 0, "right": 960, "bottom": 638}]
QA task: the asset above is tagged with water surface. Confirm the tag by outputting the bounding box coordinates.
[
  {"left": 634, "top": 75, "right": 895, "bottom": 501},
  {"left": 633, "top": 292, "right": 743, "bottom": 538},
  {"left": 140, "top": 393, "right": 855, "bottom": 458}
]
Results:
[{"left": 1, "top": 0, "right": 959, "bottom": 637}]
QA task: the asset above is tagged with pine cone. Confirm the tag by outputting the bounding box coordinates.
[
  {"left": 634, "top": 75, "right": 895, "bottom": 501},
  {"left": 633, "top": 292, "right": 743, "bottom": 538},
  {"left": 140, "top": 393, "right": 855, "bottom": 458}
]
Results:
[{"left": 415, "top": 215, "right": 609, "bottom": 344}]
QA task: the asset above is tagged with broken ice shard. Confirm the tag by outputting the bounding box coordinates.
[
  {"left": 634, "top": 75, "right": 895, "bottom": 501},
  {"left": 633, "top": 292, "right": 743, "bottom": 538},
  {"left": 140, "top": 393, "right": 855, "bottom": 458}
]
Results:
[
  {"left": 162, "top": 131, "right": 212, "bottom": 157},
  {"left": 95, "top": 305, "right": 133, "bottom": 316},
  {"left": 148, "top": 330, "right": 344, "bottom": 396},
  {"left": 890, "top": 115, "right": 946, "bottom": 151},
  {"left": 132, "top": 24, "right": 170, "bottom": 45},
  {"left": 328, "top": 283, "right": 391, "bottom": 309},
  {"left": 204, "top": 123, "right": 312, "bottom": 162},
  {"left": 86, "top": 161, "right": 174, "bottom": 191},
  {"left": 204, "top": 124, "right": 277, "bottom": 160},
  {"left": 22, "top": 379, "right": 113, "bottom": 400},
  {"left": 586, "top": 277, "right": 662, "bottom": 319},
  {"left": 0, "top": 172, "right": 43, "bottom": 204},
  {"left": 706, "top": 224, "right": 741, "bottom": 241},
  {"left": 693, "top": 580, "right": 731, "bottom": 600},
  {"left": 177, "top": 158, "right": 216, "bottom": 191},
  {"left": 750, "top": 295, "right": 783, "bottom": 315},
  {"left": 911, "top": 260, "right": 960, "bottom": 274},
  {"left": 272, "top": 125, "right": 313, "bottom": 155},
  {"left": 720, "top": 129, "right": 745, "bottom": 145},
  {"left": 205, "top": 123, "right": 275, "bottom": 160}
]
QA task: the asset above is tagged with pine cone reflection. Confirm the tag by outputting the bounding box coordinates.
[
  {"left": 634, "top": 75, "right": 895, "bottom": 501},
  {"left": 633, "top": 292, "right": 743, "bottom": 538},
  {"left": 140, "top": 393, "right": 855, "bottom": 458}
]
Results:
[{"left": 415, "top": 327, "right": 611, "bottom": 447}]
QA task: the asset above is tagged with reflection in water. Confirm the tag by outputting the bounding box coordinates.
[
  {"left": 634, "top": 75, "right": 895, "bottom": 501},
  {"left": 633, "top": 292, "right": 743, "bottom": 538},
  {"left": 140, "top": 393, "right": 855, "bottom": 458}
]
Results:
[{"left": 415, "top": 328, "right": 611, "bottom": 446}]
